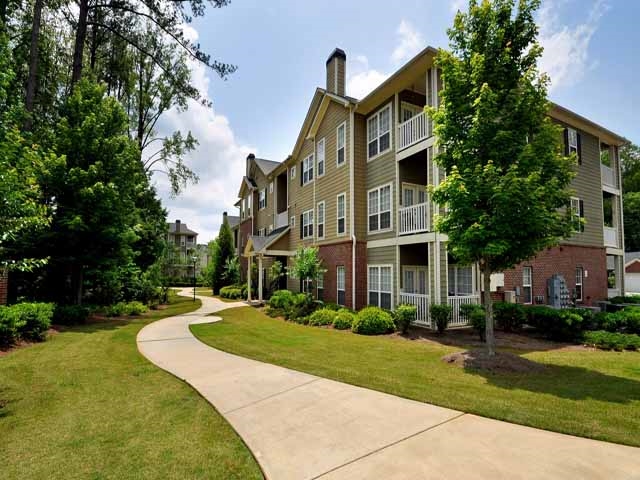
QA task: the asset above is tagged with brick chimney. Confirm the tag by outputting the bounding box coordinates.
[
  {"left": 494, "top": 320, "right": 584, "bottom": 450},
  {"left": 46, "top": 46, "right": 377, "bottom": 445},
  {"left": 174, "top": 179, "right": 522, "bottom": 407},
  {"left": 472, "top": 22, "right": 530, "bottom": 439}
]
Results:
[
  {"left": 175, "top": 219, "right": 181, "bottom": 232},
  {"left": 326, "top": 48, "right": 346, "bottom": 97},
  {"left": 246, "top": 153, "right": 255, "bottom": 176}
]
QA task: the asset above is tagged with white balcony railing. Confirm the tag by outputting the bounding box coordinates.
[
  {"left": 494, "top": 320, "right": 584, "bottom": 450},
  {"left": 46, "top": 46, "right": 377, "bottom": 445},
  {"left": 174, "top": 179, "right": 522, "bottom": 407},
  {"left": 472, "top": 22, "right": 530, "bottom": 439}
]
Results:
[
  {"left": 397, "top": 111, "right": 430, "bottom": 152},
  {"left": 601, "top": 164, "right": 617, "bottom": 189},
  {"left": 448, "top": 295, "right": 481, "bottom": 327},
  {"left": 398, "top": 202, "right": 429, "bottom": 235},
  {"left": 275, "top": 211, "right": 289, "bottom": 229},
  {"left": 604, "top": 226, "right": 619, "bottom": 248},
  {"left": 399, "top": 293, "right": 430, "bottom": 326}
]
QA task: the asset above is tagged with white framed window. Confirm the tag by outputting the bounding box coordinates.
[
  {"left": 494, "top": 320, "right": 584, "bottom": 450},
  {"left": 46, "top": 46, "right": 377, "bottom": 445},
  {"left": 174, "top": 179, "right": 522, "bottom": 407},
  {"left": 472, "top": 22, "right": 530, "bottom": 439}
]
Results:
[
  {"left": 290, "top": 215, "right": 295, "bottom": 227},
  {"left": 317, "top": 138, "right": 325, "bottom": 177},
  {"left": 402, "top": 266, "right": 428, "bottom": 295},
  {"left": 302, "top": 154, "right": 314, "bottom": 185},
  {"left": 302, "top": 209, "right": 314, "bottom": 239},
  {"left": 258, "top": 228, "right": 265, "bottom": 237},
  {"left": 337, "top": 266, "right": 346, "bottom": 306},
  {"left": 522, "top": 266, "right": 532, "bottom": 304},
  {"left": 317, "top": 201, "right": 325, "bottom": 239},
  {"left": 368, "top": 184, "right": 392, "bottom": 233},
  {"left": 575, "top": 266, "right": 583, "bottom": 302},
  {"left": 367, "top": 103, "right": 391, "bottom": 160},
  {"left": 368, "top": 265, "right": 392, "bottom": 309},
  {"left": 258, "top": 189, "right": 266, "bottom": 210},
  {"left": 400, "top": 102, "right": 422, "bottom": 123},
  {"left": 570, "top": 196, "right": 584, "bottom": 233},
  {"left": 337, "top": 193, "right": 346, "bottom": 235},
  {"left": 402, "top": 183, "right": 427, "bottom": 207},
  {"left": 269, "top": 181, "right": 274, "bottom": 194},
  {"left": 568, "top": 128, "right": 578, "bottom": 154},
  {"left": 317, "top": 274, "right": 324, "bottom": 301},
  {"left": 290, "top": 165, "right": 296, "bottom": 180},
  {"left": 336, "top": 122, "right": 346, "bottom": 166},
  {"left": 448, "top": 265, "right": 473, "bottom": 296},
  {"left": 246, "top": 195, "right": 251, "bottom": 217}
]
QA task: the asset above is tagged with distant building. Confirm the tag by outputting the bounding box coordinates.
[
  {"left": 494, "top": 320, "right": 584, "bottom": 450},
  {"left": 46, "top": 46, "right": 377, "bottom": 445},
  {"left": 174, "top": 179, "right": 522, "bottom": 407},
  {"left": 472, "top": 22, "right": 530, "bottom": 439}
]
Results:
[
  {"left": 166, "top": 219, "right": 198, "bottom": 264},
  {"left": 625, "top": 253, "right": 640, "bottom": 294}
]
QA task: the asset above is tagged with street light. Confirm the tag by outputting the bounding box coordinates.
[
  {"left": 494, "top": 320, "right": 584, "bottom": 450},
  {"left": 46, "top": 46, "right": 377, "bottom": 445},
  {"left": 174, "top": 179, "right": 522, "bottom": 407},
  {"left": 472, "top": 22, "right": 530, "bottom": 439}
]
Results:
[{"left": 191, "top": 255, "right": 198, "bottom": 302}]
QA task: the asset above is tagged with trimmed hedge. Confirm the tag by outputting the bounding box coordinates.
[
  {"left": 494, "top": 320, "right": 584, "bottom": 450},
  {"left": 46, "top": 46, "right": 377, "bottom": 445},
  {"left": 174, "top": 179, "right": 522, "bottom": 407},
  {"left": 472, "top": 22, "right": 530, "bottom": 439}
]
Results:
[
  {"left": 583, "top": 330, "right": 640, "bottom": 351},
  {"left": 105, "top": 301, "right": 148, "bottom": 317},
  {"left": 394, "top": 304, "right": 417, "bottom": 334},
  {"left": 493, "top": 302, "right": 526, "bottom": 332},
  {"left": 308, "top": 308, "right": 335, "bottom": 326},
  {"left": 594, "top": 307, "right": 640, "bottom": 334},
  {"left": 430, "top": 304, "right": 452, "bottom": 334},
  {"left": 0, "top": 302, "right": 54, "bottom": 345},
  {"left": 352, "top": 307, "right": 395, "bottom": 335},
  {"left": 332, "top": 310, "right": 355, "bottom": 330},
  {"left": 609, "top": 295, "right": 640, "bottom": 305},
  {"left": 524, "top": 305, "right": 586, "bottom": 341},
  {"left": 269, "top": 290, "right": 294, "bottom": 310},
  {"left": 220, "top": 285, "right": 243, "bottom": 299},
  {"left": 53, "top": 304, "right": 90, "bottom": 325},
  {"left": 460, "top": 304, "right": 486, "bottom": 341}
]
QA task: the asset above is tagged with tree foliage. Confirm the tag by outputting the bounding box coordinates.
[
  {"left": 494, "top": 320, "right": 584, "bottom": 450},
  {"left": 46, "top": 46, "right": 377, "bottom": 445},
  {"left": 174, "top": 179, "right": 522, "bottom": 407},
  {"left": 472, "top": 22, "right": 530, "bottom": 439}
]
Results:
[
  {"left": 211, "top": 216, "right": 235, "bottom": 293},
  {"left": 287, "top": 247, "right": 326, "bottom": 293},
  {"left": 430, "top": 0, "right": 575, "bottom": 353}
]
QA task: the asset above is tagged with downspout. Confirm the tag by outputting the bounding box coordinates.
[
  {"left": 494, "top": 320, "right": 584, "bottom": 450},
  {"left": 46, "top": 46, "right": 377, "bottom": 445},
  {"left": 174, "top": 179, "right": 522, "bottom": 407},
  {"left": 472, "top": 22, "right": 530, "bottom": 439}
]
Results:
[{"left": 350, "top": 106, "right": 356, "bottom": 309}]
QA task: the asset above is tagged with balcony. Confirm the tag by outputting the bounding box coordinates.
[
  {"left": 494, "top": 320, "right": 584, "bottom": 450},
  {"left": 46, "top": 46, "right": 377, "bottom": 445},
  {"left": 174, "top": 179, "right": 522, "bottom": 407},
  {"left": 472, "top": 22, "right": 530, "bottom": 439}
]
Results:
[
  {"left": 448, "top": 295, "right": 481, "bottom": 327},
  {"left": 398, "top": 202, "right": 429, "bottom": 235},
  {"left": 604, "top": 226, "right": 619, "bottom": 248},
  {"left": 399, "top": 292, "right": 430, "bottom": 326},
  {"left": 397, "top": 111, "right": 431, "bottom": 152},
  {"left": 601, "top": 164, "right": 617, "bottom": 190},
  {"left": 275, "top": 211, "right": 289, "bottom": 229}
]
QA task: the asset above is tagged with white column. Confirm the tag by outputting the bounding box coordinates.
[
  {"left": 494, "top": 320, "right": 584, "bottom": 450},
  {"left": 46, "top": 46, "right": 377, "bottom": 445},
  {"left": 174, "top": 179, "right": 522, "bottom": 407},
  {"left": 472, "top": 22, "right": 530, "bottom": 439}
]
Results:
[
  {"left": 258, "top": 255, "right": 264, "bottom": 302},
  {"left": 247, "top": 256, "right": 252, "bottom": 301}
]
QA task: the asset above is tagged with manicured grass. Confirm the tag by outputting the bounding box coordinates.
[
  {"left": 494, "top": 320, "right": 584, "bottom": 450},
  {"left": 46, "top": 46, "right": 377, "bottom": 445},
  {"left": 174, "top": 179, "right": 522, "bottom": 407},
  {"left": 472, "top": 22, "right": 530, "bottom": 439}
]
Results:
[
  {"left": 0, "top": 295, "right": 262, "bottom": 480},
  {"left": 192, "top": 307, "right": 640, "bottom": 447}
]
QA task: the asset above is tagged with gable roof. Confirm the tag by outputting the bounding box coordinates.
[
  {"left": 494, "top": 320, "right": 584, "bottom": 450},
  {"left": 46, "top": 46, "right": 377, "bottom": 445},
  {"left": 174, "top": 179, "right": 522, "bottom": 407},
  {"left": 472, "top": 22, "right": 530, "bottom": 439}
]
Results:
[
  {"left": 254, "top": 157, "right": 280, "bottom": 176},
  {"left": 227, "top": 215, "right": 240, "bottom": 229},
  {"left": 168, "top": 222, "right": 197, "bottom": 235},
  {"left": 243, "top": 226, "right": 290, "bottom": 255},
  {"left": 625, "top": 252, "right": 640, "bottom": 266}
]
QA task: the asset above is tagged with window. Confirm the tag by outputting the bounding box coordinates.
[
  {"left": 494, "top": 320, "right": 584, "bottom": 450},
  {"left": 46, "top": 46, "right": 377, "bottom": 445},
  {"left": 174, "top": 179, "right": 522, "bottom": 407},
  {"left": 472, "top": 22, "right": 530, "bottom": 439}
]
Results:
[
  {"left": 246, "top": 195, "right": 251, "bottom": 217},
  {"left": 522, "top": 266, "right": 532, "bottom": 304},
  {"left": 317, "top": 138, "right": 325, "bottom": 177},
  {"left": 337, "top": 266, "right": 346, "bottom": 306},
  {"left": 337, "top": 122, "right": 346, "bottom": 166},
  {"left": 565, "top": 127, "right": 581, "bottom": 164},
  {"left": 259, "top": 189, "right": 266, "bottom": 210},
  {"left": 448, "top": 265, "right": 473, "bottom": 296},
  {"left": 290, "top": 165, "right": 296, "bottom": 180},
  {"left": 317, "top": 201, "right": 325, "bottom": 239},
  {"left": 290, "top": 215, "right": 295, "bottom": 227},
  {"left": 575, "top": 267, "right": 583, "bottom": 302},
  {"left": 302, "top": 154, "right": 314, "bottom": 185},
  {"left": 268, "top": 224, "right": 273, "bottom": 234},
  {"left": 302, "top": 209, "right": 314, "bottom": 239},
  {"left": 400, "top": 102, "right": 422, "bottom": 123},
  {"left": 368, "top": 184, "right": 392, "bottom": 233},
  {"left": 258, "top": 228, "right": 265, "bottom": 237},
  {"left": 317, "top": 274, "right": 324, "bottom": 301},
  {"left": 570, "top": 197, "right": 584, "bottom": 232},
  {"left": 368, "top": 265, "right": 392, "bottom": 309},
  {"left": 337, "top": 193, "right": 346, "bottom": 235},
  {"left": 367, "top": 104, "right": 391, "bottom": 159},
  {"left": 269, "top": 182, "right": 274, "bottom": 194}
]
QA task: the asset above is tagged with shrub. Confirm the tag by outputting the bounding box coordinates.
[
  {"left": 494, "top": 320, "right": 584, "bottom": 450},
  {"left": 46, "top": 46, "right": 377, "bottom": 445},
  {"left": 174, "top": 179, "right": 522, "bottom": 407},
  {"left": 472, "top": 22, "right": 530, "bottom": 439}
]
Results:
[
  {"left": 0, "top": 303, "right": 54, "bottom": 344},
  {"left": 609, "top": 295, "right": 640, "bottom": 305},
  {"left": 291, "top": 315, "right": 309, "bottom": 325},
  {"left": 53, "top": 304, "right": 90, "bottom": 325},
  {"left": 321, "top": 302, "right": 342, "bottom": 311},
  {"left": 596, "top": 311, "right": 625, "bottom": 332},
  {"left": 106, "top": 301, "right": 148, "bottom": 317},
  {"left": 333, "top": 310, "right": 355, "bottom": 330},
  {"left": 493, "top": 302, "right": 526, "bottom": 332},
  {"left": 460, "top": 304, "right": 486, "bottom": 341},
  {"left": 583, "top": 330, "right": 640, "bottom": 351},
  {"left": 308, "top": 308, "right": 336, "bottom": 326},
  {"left": 0, "top": 306, "right": 25, "bottom": 346},
  {"left": 352, "top": 307, "right": 395, "bottom": 335},
  {"left": 287, "top": 293, "right": 316, "bottom": 321},
  {"left": 622, "top": 307, "right": 640, "bottom": 334},
  {"left": 394, "top": 304, "right": 417, "bottom": 334},
  {"left": 430, "top": 304, "right": 452, "bottom": 334},
  {"left": 269, "top": 290, "right": 294, "bottom": 310},
  {"left": 219, "top": 285, "right": 243, "bottom": 299}
]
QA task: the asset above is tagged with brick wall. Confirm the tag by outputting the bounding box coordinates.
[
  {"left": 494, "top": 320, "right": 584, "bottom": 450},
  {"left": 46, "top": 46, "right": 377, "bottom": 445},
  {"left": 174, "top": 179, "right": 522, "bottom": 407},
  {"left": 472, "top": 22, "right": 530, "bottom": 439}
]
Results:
[
  {"left": 503, "top": 244, "right": 607, "bottom": 306},
  {"left": 0, "top": 269, "right": 7, "bottom": 305},
  {"left": 318, "top": 240, "right": 367, "bottom": 310}
]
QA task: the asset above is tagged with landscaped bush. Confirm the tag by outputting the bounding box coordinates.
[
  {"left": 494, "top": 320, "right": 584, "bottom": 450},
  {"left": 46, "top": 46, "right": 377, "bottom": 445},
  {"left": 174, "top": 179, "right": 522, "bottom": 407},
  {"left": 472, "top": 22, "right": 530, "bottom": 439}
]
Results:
[
  {"left": 460, "top": 304, "right": 485, "bottom": 341},
  {"left": 595, "top": 307, "right": 640, "bottom": 334},
  {"left": 583, "top": 330, "right": 640, "bottom": 351},
  {"left": 0, "top": 302, "right": 54, "bottom": 345},
  {"left": 493, "top": 302, "right": 526, "bottom": 332},
  {"left": 106, "top": 301, "right": 148, "bottom": 317},
  {"left": 52, "top": 304, "right": 90, "bottom": 325},
  {"left": 622, "top": 307, "right": 640, "bottom": 334},
  {"left": 0, "top": 306, "right": 23, "bottom": 346},
  {"left": 430, "top": 304, "right": 452, "bottom": 334},
  {"left": 321, "top": 302, "right": 342, "bottom": 311},
  {"left": 269, "top": 290, "right": 294, "bottom": 310},
  {"left": 332, "top": 310, "right": 355, "bottom": 330},
  {"left": 286, "top": 293, "right": 317, "bottom": 321},
  {"left": 219, "top": 285, "right": 243, "bottom": 299},
  {"left": 609, "top": 295, "right": 640, "bottom": 305},
  {"left": 352, "top": 307, "right": 395, "bottom": 335},
  {"left": 526, "top": 305, "right": 584, "bottom": 341},
  {"left": 308, "top": 308, "right": 336, "bottom": 326},
  {"left": 394, "top": 304, "right": 417, "bottom": 334}
]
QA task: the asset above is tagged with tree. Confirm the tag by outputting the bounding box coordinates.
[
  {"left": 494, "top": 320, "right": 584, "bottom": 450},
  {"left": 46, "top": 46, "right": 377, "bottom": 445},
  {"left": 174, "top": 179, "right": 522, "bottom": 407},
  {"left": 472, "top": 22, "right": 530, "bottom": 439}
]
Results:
[
  {"left": 211, "top": 216, "right": 234, "bottom": 293},
  {"left": 624, "top": 192, "right": 640, "bottom": 252},
  {"left": 222, "top": 256, "right": 240, "bottom": 285},
  {"left": 621, "top": 142, "right": 640, "bottom": 194},
  {"left": 287, "top": 247, "right": 326, "bottom": 294},
  {"left": 430, "top": 0, "right": 575, "bottom": 354}
]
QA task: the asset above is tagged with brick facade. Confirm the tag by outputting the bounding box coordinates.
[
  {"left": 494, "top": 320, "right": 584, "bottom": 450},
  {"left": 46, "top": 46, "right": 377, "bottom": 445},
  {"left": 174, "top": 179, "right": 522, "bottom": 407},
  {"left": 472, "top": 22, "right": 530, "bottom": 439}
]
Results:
[
  {"left": 503, "top": 244, "right": 607, "bottom": 306},
  {"left": 318, "top": 240, "right": 367, "bottom": 310},
  {"left": 0, "top": 269, "right": 7, "bottom": 305}
]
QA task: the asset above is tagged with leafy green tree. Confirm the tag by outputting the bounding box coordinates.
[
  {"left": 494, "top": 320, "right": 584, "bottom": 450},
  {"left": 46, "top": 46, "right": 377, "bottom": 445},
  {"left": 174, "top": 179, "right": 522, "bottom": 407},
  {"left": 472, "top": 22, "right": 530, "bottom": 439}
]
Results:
[
  {"left": 222, "top": 256, "right": 240, "bottom": 285},
  {"left": 287, "top": 247, "right": 326, "bottom": 294},
  {"left": 621, "top": 142, "right": 640, "bottom": 194},
  {"left": 211, "top": 216, "right": 234, "bottom": 293},
  {"left": 430, "top": 0, "right": 575, "bottom": 354},
  {"left": 624, "top": 192, "right": 640, "bottom": 252}
]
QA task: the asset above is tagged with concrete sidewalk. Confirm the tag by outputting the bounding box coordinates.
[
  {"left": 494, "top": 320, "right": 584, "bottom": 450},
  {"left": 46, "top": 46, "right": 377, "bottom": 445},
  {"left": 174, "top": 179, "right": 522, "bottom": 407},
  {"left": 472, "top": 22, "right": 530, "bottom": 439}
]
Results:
[{"left": 137, "top": 290, "right": 640, "bottom": 480}]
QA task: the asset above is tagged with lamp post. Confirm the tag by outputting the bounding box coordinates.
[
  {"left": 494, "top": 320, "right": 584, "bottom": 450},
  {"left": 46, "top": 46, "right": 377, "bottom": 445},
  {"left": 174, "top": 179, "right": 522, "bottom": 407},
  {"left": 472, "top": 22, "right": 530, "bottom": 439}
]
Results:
[{"left": 191, "top": 255, "right": 198, "bottom": 302}]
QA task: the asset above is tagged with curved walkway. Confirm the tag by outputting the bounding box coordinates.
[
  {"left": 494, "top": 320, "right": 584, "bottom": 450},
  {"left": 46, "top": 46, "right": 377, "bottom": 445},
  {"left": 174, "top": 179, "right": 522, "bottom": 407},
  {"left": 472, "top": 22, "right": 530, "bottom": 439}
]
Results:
[{"left": 137, "top": 290, "right": 640, "bottom": 479}]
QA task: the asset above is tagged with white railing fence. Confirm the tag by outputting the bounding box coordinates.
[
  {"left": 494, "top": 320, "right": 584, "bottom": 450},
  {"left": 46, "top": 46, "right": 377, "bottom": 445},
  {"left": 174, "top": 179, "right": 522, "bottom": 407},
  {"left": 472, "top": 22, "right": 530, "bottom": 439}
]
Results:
[
  {"left": 398, "top": 202, "right": 429, "bottom": 235},
  {"left": 447, "top": 295, "right": 481, "bottom": 327},
  {"left": 604, "top": 226, "right": 618, "bottom": 248},
  {"left": 275, "top": 211, "right": 289, "bottom": 229},
  {"left": 399, "top": 293, "right": 430, "bottom": 327},
  {"left": 601, "top": 164, "right": 616, "bottom": 189},
  {"left": 397, "top": 111, "right": 430, "bottom": 152}
]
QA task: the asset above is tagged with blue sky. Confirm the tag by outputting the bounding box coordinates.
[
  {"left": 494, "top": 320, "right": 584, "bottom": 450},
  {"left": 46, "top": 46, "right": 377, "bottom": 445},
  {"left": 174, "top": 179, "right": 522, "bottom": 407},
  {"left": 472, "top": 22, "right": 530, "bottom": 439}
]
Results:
[{"left": 155, "top": 0, "right": 640, "bottom": 242}]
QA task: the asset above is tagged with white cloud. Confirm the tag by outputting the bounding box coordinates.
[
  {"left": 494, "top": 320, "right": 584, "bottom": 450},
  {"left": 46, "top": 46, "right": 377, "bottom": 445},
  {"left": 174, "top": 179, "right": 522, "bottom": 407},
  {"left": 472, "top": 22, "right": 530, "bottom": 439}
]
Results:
[
  {"left": 391, "top": 20, "right": 425, "bottom": 64},
  {"left": 346, "top": 55, "right": 390, "bottom": 99},
  {"left": 538, "top": 0, "right": 609, "bottom": 92},
  {"left": 449, "top": 0, "right": 467, "bottom": 14}
]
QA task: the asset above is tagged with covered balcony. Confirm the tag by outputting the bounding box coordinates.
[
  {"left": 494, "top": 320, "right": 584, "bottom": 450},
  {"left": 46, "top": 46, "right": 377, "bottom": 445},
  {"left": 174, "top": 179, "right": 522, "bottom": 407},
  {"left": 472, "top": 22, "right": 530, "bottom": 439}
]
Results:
[
  {"left": 398, "top": 145, "right": 431, "bottom": 236},
  {"left": 600, "top": 143, "right": 619, "bottom": 191}
]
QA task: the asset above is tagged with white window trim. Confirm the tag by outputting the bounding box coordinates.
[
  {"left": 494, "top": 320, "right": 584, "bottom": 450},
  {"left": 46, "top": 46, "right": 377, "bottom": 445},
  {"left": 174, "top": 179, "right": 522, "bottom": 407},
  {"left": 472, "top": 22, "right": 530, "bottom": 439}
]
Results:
[
  {"left": 336, "top": 121, "right": 346, "bottom": 167},
  {"left": 258, "top": 189, "right": 266, "bottom": 210},
  {"left": 367, "top": 182, "right": 393, "bottom": 235},
  {"left": 575, "top": 266, "right": 583, "bottom": 302},
  {"left": 367, "top": 102, "right": 393, "bottom": 162},
  {"left": 317, "top": 273, "right": 324, "bottom": 298},
  {"left": 258, "top": 228, "right": 265, "bottom": 237},
  {"left": 448, "top": 264, "right": 475, "bottom": 297},
  {"left": 336, "top": 266, "right": 346, "bottom": 306},
  {"left": 290, "top": 165, "right": 296, "bottom": 180},
  {"left": 568, "top": 127, "right": 578, "bottom": 152},
  {"left": 367, "top": 264, "right": 394, "bottom": 309},
  {"left": 317, "top": 137, "right": 326, "bottom": 178},
  {"left": 302, "top": 208, "right": 314, "bottom": 239},
  {"left": 337, "top": 192, "right": 346, "bottom": 236},
  {"left": 317, "top": 201, "right": 325, "bottom": 240},
  {"left": 401, "top": 265, "right": 429, "bottom": 294},
  {"left": 570, "top": 196, "right": 581, "bottom": 233},
  {"left": 302, "top": 154, "right": 314, "bottom": 186},
  {"left": 401, "top": 182, "right": 427, "bottom": 207},
  {"left": 522, "top": 266, "right": 533, "bottom": 305},
  {"left": 269, "top": 181, "right": 274, "bottom": 194},
  {"left": 290, "top": 215, "right": 295, "bottom": 227}
]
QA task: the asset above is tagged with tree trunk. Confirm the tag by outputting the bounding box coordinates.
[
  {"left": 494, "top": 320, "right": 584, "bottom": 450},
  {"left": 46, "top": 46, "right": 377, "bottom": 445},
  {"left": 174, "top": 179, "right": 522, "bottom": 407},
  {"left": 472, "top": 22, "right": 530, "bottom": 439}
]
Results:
[
  {"left": 71, "top": 0, "right": 90, "bottom": 86},
  {"left": 24, "top": 0, "right": 44, "bottom": 131},
  {"left": 482, "top": 263, "right": 495, "bottom": 356},
  {"left": 136, "top": 49, "right": 144, "bottom": 148}
]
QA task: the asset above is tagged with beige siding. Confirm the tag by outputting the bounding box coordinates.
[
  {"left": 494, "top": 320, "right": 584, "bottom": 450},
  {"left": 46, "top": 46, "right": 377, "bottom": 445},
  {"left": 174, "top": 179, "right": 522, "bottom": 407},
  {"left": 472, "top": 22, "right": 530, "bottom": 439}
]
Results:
[
  {"left": 353, "top": 113, "right": 368, "bottom": 239},
  {"left": 367, "top": 245, "right": 396, "bottom": 265},
  {"left": 252, "top": 166, "right": 274, "bottom": 235}
]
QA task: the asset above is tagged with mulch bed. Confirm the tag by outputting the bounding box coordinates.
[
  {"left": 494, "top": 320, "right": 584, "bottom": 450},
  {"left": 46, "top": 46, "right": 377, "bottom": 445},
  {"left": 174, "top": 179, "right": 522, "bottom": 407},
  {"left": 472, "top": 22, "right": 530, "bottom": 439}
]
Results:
[{"left": 442, "top": 349, "right": 548, "bottom": 374}]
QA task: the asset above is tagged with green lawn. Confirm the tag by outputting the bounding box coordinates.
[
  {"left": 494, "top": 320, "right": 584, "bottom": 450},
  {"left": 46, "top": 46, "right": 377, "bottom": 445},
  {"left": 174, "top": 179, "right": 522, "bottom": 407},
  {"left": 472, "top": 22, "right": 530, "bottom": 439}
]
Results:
[
  {"left": 193, "top": 288, "right": 240, "bottom": 303},
  {"left": 192, "top": 307, "right": 640, "bottom": 447},
  {"left": 0, "top": 295, "right": 262, "bottom": 480}
]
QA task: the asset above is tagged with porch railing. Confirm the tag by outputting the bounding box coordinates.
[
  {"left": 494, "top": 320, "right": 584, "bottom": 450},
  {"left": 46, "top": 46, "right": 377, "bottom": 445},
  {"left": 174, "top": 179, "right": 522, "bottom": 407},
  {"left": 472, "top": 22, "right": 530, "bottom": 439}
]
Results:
[
  {"left": 397, "top": 111, "right": 430, "bottom": 152},
  {"left": 399, "top": 292, "right": 430, "bottom": 327},
  {"left": 604, "top": 226, "right": 618, "bottom": 248},
  {"left": 448, "top": 295, "right": 481, "bottom": 327},
  {"left": 601, "top": 164, "right": 617, "bottom": 189},
  {"left": 398, "top": 202, "right": 429, "bottom": 235},
  {"left": 275, "top": 211, "right": 289, "bottom": 229}
]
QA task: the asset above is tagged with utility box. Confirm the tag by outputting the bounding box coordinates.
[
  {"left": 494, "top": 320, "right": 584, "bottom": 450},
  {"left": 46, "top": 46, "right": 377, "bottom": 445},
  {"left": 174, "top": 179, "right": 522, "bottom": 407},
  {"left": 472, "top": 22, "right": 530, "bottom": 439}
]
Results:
[{"left": 547, "top": 274, "right": 570, "bottom": 309}]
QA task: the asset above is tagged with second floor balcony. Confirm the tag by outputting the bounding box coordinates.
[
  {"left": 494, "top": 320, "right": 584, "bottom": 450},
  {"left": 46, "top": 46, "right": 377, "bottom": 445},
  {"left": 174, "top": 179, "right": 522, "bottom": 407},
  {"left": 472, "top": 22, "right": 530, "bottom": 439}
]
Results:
[
  {"left": 604, "top": 225, "right": 619, "bottom": 248},
  {"left": 398, "top": 202, "right": 429, "bottom": 235},
  {"left": 601, "top": 163, "right": 617, "bottom": 190},
  {"left": 397, "top": 110, "right": 431, "bottom": 152}
]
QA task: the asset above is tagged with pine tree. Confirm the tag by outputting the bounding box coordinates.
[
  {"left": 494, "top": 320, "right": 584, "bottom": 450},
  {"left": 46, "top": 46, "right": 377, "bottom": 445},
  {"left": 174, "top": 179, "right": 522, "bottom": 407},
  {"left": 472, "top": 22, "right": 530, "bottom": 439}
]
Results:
[{"left": 211, "top": 216, "right": 235, "bottom": 294}]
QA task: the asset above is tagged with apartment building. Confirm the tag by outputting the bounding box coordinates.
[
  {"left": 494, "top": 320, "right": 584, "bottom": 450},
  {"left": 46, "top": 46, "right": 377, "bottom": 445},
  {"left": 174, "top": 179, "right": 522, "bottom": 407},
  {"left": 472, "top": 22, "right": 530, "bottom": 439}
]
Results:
[
  {"left": 166, "top": 219, "right": 198, "bottom": 263},
  {"left": 232, "top": 47, "right": 626, "bottom": 326}
]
